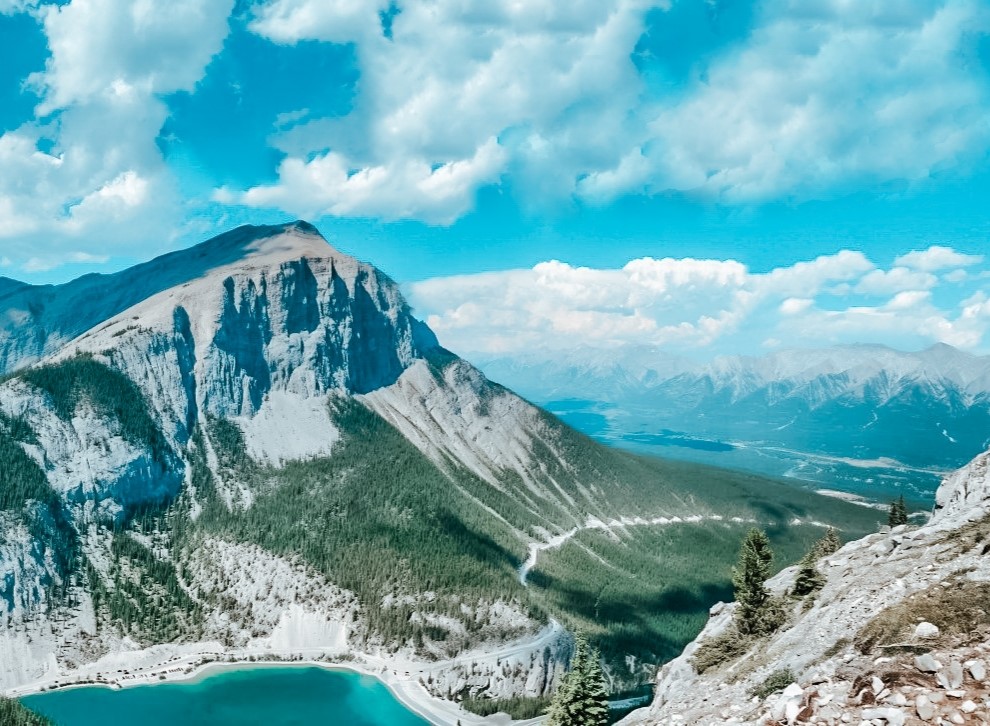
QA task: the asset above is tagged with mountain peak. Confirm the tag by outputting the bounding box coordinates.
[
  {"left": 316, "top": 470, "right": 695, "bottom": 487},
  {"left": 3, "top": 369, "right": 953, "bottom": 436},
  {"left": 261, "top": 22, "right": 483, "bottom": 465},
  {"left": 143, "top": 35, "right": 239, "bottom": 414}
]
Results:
[
  {"left": 181, "top": 220, "right": 339, "bottom": 272},
  {"left": 0, "top": 221, "right": 363, "bottom": 374}
]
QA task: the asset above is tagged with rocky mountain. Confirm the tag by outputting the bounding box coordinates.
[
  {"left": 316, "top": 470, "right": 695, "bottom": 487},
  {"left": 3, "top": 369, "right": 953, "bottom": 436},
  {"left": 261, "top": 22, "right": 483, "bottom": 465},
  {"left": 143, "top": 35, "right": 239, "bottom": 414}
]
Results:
[
  {"left": 619, "top": 443, "right": 990, "bottom": 726},
  {"left": 0, "top": 221, "right": 882, "bottom": 719},
  {"left": 476, "top": 345, "right": 990, "bottom": 500}
]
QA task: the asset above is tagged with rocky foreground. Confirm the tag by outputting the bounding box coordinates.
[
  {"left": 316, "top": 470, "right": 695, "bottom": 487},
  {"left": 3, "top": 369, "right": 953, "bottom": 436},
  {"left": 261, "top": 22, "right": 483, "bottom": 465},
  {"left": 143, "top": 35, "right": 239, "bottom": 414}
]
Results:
[{"left": 620, "top": 450, "right": 990, "bottom": 726}]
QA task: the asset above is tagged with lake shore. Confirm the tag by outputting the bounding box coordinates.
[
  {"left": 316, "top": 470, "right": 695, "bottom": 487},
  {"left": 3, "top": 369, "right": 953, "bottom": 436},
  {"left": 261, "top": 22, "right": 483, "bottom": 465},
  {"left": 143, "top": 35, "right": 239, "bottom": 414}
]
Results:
[{"left": 6, "top": 637, "right": 551, "bottom": 726}]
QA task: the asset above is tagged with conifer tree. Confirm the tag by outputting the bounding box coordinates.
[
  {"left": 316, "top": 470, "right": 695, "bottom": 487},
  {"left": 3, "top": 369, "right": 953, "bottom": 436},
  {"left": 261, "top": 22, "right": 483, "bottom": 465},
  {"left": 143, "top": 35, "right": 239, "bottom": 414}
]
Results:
[
  {"left": 547, "top": 633, "right": 609, "bottom": 726},
  {"left": 887, "top": 495, "right": 908, "bottom": 527},
  {"left": 816, "top": 527, "right": 841, "bottom": 557},
  {"left": 0, "top": 698, "right": 53, "bottom": 726},
  {"left": 792, "top": 549, "right": 825, "bottom": 596},
  {"left": 732, "top": 528, "right": 775, "bottom": 635}
]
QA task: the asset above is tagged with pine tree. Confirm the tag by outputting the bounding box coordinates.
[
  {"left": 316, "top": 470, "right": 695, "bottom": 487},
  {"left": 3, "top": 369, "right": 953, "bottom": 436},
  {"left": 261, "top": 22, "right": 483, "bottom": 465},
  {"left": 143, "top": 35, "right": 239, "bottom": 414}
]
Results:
[
  {"left": 732, "top": 528, "right": 775, "bottom": 636},
  {"left": 576, "top": 649, "right": 610, "bottom": 726},
  {"left": 887, "top": 495, "right": 908, "bottom": 527},
  {"left": 792, "top": 550, "right": 825, "bottom": 597},
  {"left": 816, "top": 527, "right": 841, "bottom": 557},
  {"left": 547, "top": 633, "right": 609, "bottom": 726}
]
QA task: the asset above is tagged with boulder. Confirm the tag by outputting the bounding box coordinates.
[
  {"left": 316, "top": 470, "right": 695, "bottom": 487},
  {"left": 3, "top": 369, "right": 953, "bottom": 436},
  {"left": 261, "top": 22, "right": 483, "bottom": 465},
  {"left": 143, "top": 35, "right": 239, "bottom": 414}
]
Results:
[{"left": 916, "top": 694, "right": 935, "bottom": 720}]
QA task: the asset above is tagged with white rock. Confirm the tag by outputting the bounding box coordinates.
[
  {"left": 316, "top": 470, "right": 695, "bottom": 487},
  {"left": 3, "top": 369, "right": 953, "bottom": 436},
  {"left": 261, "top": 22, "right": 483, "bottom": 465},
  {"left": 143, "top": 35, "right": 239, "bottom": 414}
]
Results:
[
  {"left": 917, "top": 694, "right": 936, "bottom": 720},
  {"left": 946, "top": 661, "right": 964, "bottom": 690},
  {"left": 861, "top": 707, "right": 906, "bottom": 726},
  {"left": 916, "top": 654, "right": 940, "bottom": 673},
  {"left": 914, "top": 622, "right": 940, "bottom": 639},
  {"left": 965, "top": 659, "right": 986, "bottom": 681},
  {"left": 872, "top": 676, "right": 885, "bottom": 694},
  {"left": 885, "top": 692, "right": 907, "bottom": 707},
  {"left": 960, "top": 700, "right": 977, "bottom": 714},
  {"left": 782, "top": 683, "right": 804, "bottom": 699}
]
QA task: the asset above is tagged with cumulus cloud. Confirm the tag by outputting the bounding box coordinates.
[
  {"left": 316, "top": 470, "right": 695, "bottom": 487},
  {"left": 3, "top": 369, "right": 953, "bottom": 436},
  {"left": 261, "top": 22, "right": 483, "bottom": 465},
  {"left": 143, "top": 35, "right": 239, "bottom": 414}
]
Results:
[
  {"left": 237, "top": 0, "right": 657, "bottom": 222},
  {"left": 408, "top": 245, "right": 990, "bottom": 356},
  {"left": 853, "top": 267, "right": 938, "bottom": 296},
  {"left": 582, "top": 0, "right": 990, "bottom": 203},
  {"left": 237, "top": 0, "right": 990, "bottom": 223},
  {"left": 32, "top": 0, "right": 233, "bottom": 112},
  {"left": 0, "top": 0, "right": 232, "bottom": 269},
  {"left": 250, "top": 0, "right": 388, "bottom": 45},
  {"left": 894, "top": 244, "right": 985, "bottom": 272},
  {"left": 0, "top": 0, "right": 37, "bottom": 13},
  {"left": 222, "top": 137, "right": 505, "bottom": 224}
]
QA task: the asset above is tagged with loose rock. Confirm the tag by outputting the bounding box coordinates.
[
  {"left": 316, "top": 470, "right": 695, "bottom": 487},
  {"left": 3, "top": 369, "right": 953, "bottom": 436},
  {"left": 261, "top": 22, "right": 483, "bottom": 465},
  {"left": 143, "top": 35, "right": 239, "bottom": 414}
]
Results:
[
  {"left": 917, "top": 694, "right": 936, "bottom": 720},
  {"left": 861, "top": 706, "right": 906, "bottom": 725},
  {"left": 966, "top": 659, "right": 986, "bottom": 681}
]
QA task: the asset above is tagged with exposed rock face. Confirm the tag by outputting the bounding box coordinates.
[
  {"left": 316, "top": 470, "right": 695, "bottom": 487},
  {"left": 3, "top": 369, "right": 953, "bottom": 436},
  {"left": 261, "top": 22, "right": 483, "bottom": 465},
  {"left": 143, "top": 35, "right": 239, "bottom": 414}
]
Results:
[
  {"left": 935, "top": 448, "right": 990, "bottom": 524},
  {"left": 619, "top": 443, "right": 990, "bottom": 726},
  {"left": 63, "top": 222, "right": 438, "bottom": 423}
]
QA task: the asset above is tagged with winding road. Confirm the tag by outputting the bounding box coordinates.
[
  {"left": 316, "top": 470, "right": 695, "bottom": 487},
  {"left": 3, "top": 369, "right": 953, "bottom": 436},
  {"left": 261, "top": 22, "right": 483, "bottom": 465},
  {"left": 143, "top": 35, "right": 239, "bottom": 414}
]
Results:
[{"left": 518, "top": 513, "right": 756, "bottom": 586}]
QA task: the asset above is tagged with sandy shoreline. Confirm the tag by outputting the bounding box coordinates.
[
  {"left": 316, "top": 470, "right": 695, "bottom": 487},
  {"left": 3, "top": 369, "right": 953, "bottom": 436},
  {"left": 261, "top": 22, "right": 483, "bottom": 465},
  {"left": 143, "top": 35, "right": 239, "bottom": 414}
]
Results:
[{"left": 7, "top": 642, "right": 544, "bottom": 726}]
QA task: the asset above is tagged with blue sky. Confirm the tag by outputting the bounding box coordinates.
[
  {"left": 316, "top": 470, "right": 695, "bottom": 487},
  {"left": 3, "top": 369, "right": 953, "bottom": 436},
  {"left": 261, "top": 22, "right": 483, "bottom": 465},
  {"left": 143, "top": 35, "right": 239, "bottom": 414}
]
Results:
[{"left": 1, "top": 0, "right": 990, "bottom": 356}]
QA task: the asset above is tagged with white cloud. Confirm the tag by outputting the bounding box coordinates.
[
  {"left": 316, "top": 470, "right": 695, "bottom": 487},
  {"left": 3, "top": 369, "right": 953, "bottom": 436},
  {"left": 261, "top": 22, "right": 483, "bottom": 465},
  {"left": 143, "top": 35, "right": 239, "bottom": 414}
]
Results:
[
  {"left": 226, "top": 137, "right": 505, "bottom": 224},
  {"left": 0, "top": 0, "right": 233, "bottom": 270},
  {"left": 894, "top": 244, "right": 985, "bottom": 272},
  {"left": 238, "top": 0, "right": 659, "bottom": 222},
  {"left": 32, "top": 0, "right": 233, "bottom": 112},
  {"left": 780, "top": 298, "right": 812, "bottom": 315},
  {"left": 0, "top": 0, "right": 37, "bottom": 14},
  {"left": 408, "top": 246, "right": 990, "bottom": 356},
  {"left": 239, "top": 0, "right": 990, "bottom": 223},
  {"left": 24, "top": 250, "right": 111, "bottom": 273},
  {"left": 250, "top": 0, "right": 388, "bottom": 45},
  {"left": 854, "top": 267, "right": 938, "bottom": 296},
  {"left": 589, "top": 0, "right": 990, "bottom": 203}
]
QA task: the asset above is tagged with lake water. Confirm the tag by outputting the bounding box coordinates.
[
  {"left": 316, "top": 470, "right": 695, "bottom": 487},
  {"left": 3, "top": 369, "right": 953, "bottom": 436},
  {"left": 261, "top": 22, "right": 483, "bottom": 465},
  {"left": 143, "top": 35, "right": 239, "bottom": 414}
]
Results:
[{"left": 20, "top": 665, "right": 431, "bottom": 726}]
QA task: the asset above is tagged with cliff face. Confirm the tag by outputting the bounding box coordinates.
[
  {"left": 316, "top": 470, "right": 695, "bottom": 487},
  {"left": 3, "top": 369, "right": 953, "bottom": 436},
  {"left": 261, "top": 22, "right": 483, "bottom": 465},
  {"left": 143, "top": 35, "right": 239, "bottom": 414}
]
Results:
[
  {"left": 620, "top": 445, "right": 990, "bottom": 726},
  {"left": 62, "top": 222, "right": 436, "bottom": 423}
]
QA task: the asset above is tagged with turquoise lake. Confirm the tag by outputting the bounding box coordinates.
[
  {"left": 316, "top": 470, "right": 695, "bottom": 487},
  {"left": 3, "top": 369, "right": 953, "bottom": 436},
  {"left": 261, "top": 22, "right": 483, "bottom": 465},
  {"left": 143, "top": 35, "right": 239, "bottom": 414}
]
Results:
[{"left": 20, "top": 665, "right": 432, "bottom": 726}]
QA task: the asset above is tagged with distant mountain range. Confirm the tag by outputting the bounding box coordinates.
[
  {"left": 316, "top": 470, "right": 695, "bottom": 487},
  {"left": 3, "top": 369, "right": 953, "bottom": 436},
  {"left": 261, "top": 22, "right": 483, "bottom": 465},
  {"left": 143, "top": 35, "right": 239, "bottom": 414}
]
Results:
[{"left": 475, "top": 344, "right": 990, "bottom": 500}]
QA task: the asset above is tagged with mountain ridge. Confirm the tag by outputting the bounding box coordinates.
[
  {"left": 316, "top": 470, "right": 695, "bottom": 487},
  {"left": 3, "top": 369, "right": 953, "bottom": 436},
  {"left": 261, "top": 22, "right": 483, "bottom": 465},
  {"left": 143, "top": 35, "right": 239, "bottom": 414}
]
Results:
[
  {"left": 0, "top": 221, "right": 356, "bottom": 375},
  {"left": 475, "top": 343, "right": 990, "bottom": 499}
]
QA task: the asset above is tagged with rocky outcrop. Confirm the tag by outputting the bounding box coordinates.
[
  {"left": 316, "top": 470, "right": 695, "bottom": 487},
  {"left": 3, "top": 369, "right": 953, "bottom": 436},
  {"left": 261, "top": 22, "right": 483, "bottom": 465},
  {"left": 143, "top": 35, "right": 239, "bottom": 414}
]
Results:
[{"left": 619, "top": 443, "right": 990, "bottom": 726}]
